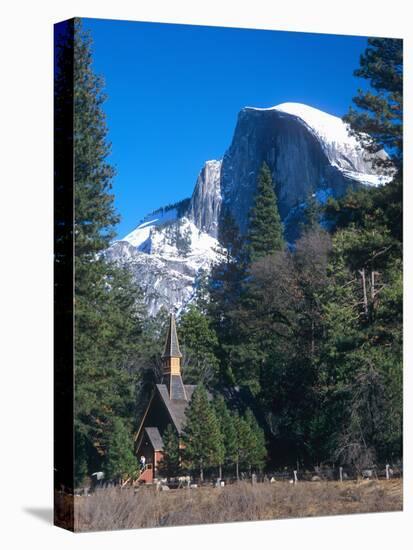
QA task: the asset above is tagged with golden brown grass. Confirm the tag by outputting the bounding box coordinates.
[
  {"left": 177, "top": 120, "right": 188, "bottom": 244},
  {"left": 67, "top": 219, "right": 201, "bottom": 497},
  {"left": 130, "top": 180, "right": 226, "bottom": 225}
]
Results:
[{"left": 73, "top": 479, "right": 402, "bottom": 532}]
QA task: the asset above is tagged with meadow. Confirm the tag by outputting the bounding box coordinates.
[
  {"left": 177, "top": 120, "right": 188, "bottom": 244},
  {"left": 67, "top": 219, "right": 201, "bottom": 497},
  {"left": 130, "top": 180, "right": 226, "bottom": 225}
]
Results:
[{"left": 66, "top": 479, "right": 402, "bottom": 532}]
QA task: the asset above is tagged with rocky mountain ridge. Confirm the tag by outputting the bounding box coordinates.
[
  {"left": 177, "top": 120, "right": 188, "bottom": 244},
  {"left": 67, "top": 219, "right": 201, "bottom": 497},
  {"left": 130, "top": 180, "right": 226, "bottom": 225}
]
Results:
[{"left": 107, "top": 102, "right": 390, "bottom": 315}]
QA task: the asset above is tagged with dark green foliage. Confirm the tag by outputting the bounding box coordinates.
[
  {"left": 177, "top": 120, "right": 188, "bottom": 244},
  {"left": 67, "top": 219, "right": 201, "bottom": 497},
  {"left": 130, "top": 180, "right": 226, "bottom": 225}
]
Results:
[
  {"left": 158, "top": 424, "right": 181, "bottom": 478},
  {"left": 324, "top": 177, "right": 402, "bottom": 243},
  {"left": 208, "top": 209, "right": 247, "bottom": 385},
  {"left": 316, "top": 49, "right": 403, "bottom": 463},
  {"left": 73, "top": 19, "right": 145, "bottom": 483},
  {"left": 132, "top": 310, "right": 173, "bottom": 430},
  {"left": 316, "top": 201, "right": 402, "bottom": 467},
  {"left": 247, "top": 162, "right": 284, "bottom": 261},
  {"left": 244, "top": 408, "right": 267, "bottom": 471},
  {"left": 73, "top": 21, "right": 118, "bottom": 257},
  {"left": 182, "top": 385, "right": 224, "bottom": 480},
  {"left": 193, "top": 268, "right": 211, "bottom": 314},
  {"left": 318, "top": 35, "right": 403, "bottom": 468},
  {"left": 70, "top": 27, "right": 402, "bottom": 481},
  {"left": 238, "top": 230, "right": 331, "bottom": 462},
  {"left": 190, "top": 43, "right": 402, "bottom": 467},
  {"left": 344, "top": 38, "right": 403, "bottom": 172},
  {"left": 103, "top": 417, "right": 137, "bottom": 480},
  {"left": 148, "top": 197, "right": 190, "bottom": 219},
  {"left": 217, "top": 207, "right": 246, "bottom": 260},
  {"left": 178, "top": 304, "right": 219, "bottom": 385},
  {"left": 233, "top": 411, "right": 265, "bottom": 476},
  {"left": 301, "top": 192, "right": 320, "bottom": 233},
  {"left": 213, "top": 396, "right": 238, "bottom": 475},
  {"left": 222, "top": 162, "right": 285, "bottom": 395},
  {"left": 74, "top": 431, "right": 89, "bottom": 486}
]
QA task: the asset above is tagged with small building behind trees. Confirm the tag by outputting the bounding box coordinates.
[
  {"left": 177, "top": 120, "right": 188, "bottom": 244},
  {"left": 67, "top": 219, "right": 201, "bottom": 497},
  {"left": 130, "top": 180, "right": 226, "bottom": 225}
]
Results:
[
  {"left": 135, "top": 313, "right": 197, "bottom": 482},
  {"left": 135, "top": 312, "right": 267, "bottom": 483}
]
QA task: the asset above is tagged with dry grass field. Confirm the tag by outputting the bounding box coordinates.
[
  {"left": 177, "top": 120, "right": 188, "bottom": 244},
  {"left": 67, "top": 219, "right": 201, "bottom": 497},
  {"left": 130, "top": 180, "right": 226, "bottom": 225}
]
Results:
[{"left": 67, "top": 479, "right": 402, "bottom": 532}]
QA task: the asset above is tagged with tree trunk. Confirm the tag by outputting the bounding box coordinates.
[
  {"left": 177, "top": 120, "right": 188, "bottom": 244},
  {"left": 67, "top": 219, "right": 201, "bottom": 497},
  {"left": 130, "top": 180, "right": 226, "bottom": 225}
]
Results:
[
  {"left": 236, "top": 459, "right": 239, "bottom": 480},
  {"left": 200, "top": 458, "right": 204, "bottom": 483},
  {"left": 359, "top": 268, "right": 369, "bottom": 317},
  {"left": 219, "top": 464, "right": 222, "bottom": 480},
  {"left": 371, "top": 270, "right": 379, "bottom": 313}
]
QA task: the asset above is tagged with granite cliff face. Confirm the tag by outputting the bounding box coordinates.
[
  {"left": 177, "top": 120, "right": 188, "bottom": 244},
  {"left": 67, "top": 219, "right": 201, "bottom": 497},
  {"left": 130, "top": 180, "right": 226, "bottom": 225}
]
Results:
[
  {"left": 220, "top": 103, "right": 388, "bottom": 239},
  {"left": 106, "top": 209, "right": 221, "bottom": 316},
  {"left": 107, "top": 102, "right": 389, "bottom": 315},
  {"left": 187, "top": 159, "right": 222, "bottom": 238}
]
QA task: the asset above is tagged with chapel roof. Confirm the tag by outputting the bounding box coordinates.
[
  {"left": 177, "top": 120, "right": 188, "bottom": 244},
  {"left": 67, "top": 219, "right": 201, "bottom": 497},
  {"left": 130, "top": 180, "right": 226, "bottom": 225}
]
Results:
[
  {"left": 144, "top": 427, "right": 164, "bottom": 451},
  {"left": 156, "top": 383, "right": 197, "bottom": 434}
]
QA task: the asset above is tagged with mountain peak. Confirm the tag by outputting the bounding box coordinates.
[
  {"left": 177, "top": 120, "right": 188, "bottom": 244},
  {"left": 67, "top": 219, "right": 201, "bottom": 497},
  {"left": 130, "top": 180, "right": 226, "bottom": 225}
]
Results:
[
  {"left": 108, "top": 101, "right": 392, "bottom": 315},
  {"left": 245, "top": 101, "right": 358, "bottom": 148},
  {"left": 242, "top": 101, "right": 390, "bottom": 188}
]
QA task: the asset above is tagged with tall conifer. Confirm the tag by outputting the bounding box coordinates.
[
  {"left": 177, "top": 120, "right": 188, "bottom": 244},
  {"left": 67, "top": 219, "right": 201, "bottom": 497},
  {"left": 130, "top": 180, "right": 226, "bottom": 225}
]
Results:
[
  {"left": 247, "top": 162, "right": 284, "bottom": 262},
  {"left": 244, "top": 408, "right": 267, "bottom": 471},
  {"left": 178, "top": 304, "right": 219, "bottom": 386},
  {"left": 159, "top": 424, "right": 181, "bottom": 478},
  {"left": 182, "top": 385, "right": 224, "bottom": 480},
  {"left": 208, "top": 209, "right": 246, "bottom": 385},
  {"left": 344, "top": 38, "right": 403, "bottom": 173},
  {"left": 214, "top": 396, "right": 238, "bottom": 478},
  {"left": 72, "top": 19, "right": 145, "bottom": 483},
  {"left": 103, "top": 417, "right": 137, "bottom": 481}
]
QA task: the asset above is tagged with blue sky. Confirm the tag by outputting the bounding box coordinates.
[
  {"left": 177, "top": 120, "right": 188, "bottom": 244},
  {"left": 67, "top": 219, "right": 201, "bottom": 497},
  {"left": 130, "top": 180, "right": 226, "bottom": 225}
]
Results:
[{"left": 83, "top": 18, "right": 369, "bottom": 239}]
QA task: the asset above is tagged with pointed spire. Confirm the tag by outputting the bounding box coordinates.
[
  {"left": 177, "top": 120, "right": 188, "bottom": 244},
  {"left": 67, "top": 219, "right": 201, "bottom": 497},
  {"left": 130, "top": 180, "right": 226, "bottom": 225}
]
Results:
[
  {"left": 161, "top": 313, "right": 186, "bottom": 400},
  {"left": 162, "top": 313, "right": 182, "bottom": 359}
]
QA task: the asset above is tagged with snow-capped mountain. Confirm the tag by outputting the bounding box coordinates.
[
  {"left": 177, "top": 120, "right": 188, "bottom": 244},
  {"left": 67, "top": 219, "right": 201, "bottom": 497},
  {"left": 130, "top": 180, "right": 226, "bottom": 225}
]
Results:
[
  {"left": 105, "top": 203, "right": 222, "bottom": 315},
  {"left": 107, "top": 102, "right": 390, "bottom": 315},
  {"left": 221, "top": 102, "right": 390, "bottom": 239}
]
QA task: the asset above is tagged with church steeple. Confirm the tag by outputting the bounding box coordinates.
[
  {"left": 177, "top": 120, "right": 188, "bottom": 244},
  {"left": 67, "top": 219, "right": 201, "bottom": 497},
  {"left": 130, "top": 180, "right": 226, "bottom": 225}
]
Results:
[
  {"left": 162, "top": 313, "right": 182, "bottom": 363},
  {"left": 161, "top": 313, "right": 187, "bottom": 400}
]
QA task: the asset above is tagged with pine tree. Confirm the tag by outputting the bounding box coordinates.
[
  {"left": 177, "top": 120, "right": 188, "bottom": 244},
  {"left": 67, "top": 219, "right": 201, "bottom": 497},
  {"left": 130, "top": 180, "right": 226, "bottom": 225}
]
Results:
[
  {"left": 233, "top": 410, "right": 266, "bottom": 477},
  {"left": 247, "top": 162, "right": 284, "bottom": 262},
  {"left": 208, "top": 209, "right": 247, "bottom": 385},
  {"left": 317, "top": 221, "right": 402, "bottom": 467},
  {"left": 182, "top": 385, "right": 224, "bottom": 481},
  {"left": 230, "top": 162, "right": 285, "bottom": 394},
  {"left": 193, "top": 268, "right": 210, "bottom": 314},
  {"left": 178, "top": 304, "right": 219, "bottom": 386},
  {"left": 72, "top": 19, "right": 145, "bottom": 482},
  {"left": 244, "top": 408, "right": 267, "bottom": 472},
  {"left": 233, "top": 413, "right": 255, "bottom": 479},
  {"left": 158, "top": 424, "right": 181, "bottom": 478},
  {"left": 344, "top": 38, "right": 403, "bottom": 173},
  {"left": 213, "top": 396, "right": 238, "bottom": 478},
  {"left": 103, "top": 417, "right": 137, "bottom": 481},
  {"left": 301, "top": 193, "right": 320, "bottom": 233}
]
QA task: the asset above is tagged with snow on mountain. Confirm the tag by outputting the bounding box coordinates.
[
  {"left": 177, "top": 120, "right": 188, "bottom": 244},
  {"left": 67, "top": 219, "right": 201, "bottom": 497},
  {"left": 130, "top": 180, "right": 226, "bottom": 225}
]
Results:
[
  {"left": 107, "top": 102, "right": 392, "bottom": 315},
  {"left": 108, "top": 215, "right": 221, "bottom": 316},
  {"left": 122, "top": 207, "right": 179, "bottom": 250},
  {"left": 247, "top": 102, "right": 390, "bottom": 187},
  {"left": 222, "top": 102, "right": 391, "bottom": 237}
]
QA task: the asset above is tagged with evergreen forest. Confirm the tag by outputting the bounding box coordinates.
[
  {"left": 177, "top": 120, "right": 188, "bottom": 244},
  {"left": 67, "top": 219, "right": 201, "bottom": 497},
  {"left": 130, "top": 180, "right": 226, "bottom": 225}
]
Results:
[{"left": 55, "top": 21, "right": 402, "bottom": 486}]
